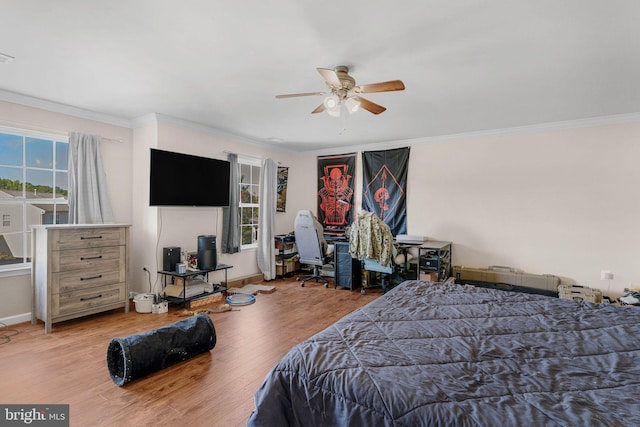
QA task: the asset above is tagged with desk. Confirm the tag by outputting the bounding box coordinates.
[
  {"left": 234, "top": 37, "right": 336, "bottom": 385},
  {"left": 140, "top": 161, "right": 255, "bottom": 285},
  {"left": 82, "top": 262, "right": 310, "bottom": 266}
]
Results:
[
  {"left": 333, "top": 239, "right": 453, "bottom": 292},
  {"left": 158, "top": 264, "right": 232, "bottom": 307},
  {"left": 337, "top": 238, "right": 401, "bottom": 294}
]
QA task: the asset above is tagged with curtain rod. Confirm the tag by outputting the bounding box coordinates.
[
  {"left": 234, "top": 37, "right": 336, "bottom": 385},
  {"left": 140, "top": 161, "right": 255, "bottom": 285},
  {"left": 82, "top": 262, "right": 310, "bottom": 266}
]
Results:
[
  {"left": 0, "top": 119, "right": 124, "bottom": 143},
  {"left": 223, "top": 150, "right": 282, "bottom": 164},
  {"left": 223, "top": 150, "right": 262, "bottom": 160}
]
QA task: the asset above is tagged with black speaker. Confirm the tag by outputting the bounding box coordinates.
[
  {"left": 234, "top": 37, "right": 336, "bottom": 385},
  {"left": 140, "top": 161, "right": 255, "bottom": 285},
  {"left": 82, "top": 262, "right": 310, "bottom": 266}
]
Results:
[
  {"left": 163, "top": 247, "right": 181, "bottom": 272},
  {"left": 197, "top": 235, "right": 217, "bottom": 270}
]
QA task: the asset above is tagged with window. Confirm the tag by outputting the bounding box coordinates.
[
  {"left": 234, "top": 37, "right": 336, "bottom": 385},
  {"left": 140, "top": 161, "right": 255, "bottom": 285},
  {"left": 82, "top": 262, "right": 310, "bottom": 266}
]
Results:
[
  {"left": 238, "top": 157, "right": 261, "bottom": 249},
  {"left": 0, "top": 128, "right": 69, "bottom": 269}
]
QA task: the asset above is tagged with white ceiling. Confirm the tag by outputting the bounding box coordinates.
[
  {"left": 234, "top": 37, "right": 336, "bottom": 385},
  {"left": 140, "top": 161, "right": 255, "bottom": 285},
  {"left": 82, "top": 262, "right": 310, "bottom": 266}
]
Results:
[{"left": 1, "top": 1, "right": 639, "bottom": 153}]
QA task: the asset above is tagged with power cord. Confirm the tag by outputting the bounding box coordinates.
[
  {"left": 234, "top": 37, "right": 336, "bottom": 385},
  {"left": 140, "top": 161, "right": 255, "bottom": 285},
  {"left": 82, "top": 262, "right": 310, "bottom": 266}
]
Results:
[
  {"left": 143, "top": 267, "right": 152, "bottom": 293},
  {"left": 0, "top": 321, "right": 19, "bottom": 345}
]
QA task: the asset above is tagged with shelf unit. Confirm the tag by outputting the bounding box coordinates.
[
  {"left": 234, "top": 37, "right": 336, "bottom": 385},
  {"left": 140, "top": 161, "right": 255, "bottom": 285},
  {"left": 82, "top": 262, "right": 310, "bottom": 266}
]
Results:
[
  {"left": 418, "top": 241, "right": 452, "bottom": 282},
  {"left": 159, "top": 264, "right": 232, "bottom": 307},
  {"left": 275, "top": 234, "right": 298, "bottom": 279}
]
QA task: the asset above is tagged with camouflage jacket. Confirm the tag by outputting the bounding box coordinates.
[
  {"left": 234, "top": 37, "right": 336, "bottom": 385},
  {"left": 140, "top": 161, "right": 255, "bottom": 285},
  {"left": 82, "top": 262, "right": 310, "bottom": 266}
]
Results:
[{"left": 348, "top": 210, "right": 395, "bottom": 266}]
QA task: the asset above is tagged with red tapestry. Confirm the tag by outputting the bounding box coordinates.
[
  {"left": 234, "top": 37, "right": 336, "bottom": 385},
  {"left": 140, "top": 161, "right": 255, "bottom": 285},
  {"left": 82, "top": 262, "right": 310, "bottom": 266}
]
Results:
[{"left": 317, "top": 153, "right": 356, "bottom": 233}]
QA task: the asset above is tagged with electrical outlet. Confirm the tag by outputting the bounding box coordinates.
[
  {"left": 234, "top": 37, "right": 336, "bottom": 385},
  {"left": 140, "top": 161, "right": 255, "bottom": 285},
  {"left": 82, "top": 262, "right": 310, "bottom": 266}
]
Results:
[{"left": 600, "top": 270, "right": 613, "bottom": 280}]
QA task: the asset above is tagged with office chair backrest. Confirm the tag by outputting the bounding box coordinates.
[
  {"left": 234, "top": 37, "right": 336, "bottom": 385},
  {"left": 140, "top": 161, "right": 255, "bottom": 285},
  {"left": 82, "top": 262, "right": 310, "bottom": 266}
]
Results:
[{"left": 294, "top": 210, "right": 324, "bottom": 267}]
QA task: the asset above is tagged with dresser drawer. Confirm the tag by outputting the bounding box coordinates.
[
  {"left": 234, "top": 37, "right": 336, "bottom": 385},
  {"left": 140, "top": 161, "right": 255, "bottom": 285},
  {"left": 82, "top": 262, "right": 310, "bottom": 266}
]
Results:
[
  {"left": 51, "top": 227, "right": 126, "bottom": 250},
  {"left": 52, "top": 246, "right": 125, "bottom": 272},
  {"left": 51, "top": 268, "right": 125, "bottom": 294},
  {"left": 32, "top": 224, "right": 131, "bottom": 333},
  {"left": 52, "top": 283, "right": 126, "bottom": 317}
]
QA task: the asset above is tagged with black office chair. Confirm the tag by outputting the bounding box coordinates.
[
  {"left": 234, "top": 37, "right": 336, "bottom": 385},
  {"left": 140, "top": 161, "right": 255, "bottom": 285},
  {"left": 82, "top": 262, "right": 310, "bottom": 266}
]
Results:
[{"left": 294, "top": 210, "right": 330, "bottom": 287}]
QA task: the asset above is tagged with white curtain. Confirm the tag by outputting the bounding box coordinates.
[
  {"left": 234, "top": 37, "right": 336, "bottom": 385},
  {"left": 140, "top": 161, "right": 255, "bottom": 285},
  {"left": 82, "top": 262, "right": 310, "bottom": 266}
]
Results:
[
  {"left": 256, "top": 158, "right": 277, "bottom": 280},
  {"left": 67, "top": 132, "right": 114, "bottom": 224}
]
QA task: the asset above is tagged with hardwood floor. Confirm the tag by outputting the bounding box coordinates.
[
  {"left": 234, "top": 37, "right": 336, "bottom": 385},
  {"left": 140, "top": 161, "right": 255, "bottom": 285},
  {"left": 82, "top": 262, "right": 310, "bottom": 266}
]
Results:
[{"left": 0, "top": 277, "right": 381, "bottom": 426}]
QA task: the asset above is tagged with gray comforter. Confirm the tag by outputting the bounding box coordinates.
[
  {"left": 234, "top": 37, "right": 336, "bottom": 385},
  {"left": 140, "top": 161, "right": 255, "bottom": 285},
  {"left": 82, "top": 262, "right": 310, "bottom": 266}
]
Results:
[{"left": 248, "top": 280, "right": 640, "bottom": 426}]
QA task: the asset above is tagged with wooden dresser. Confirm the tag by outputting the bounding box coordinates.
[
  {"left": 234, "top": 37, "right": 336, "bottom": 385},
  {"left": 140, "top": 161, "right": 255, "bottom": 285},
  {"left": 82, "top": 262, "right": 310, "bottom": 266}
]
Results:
[{"left": 32, "top": 224, "right": 131, "bottom": 333}]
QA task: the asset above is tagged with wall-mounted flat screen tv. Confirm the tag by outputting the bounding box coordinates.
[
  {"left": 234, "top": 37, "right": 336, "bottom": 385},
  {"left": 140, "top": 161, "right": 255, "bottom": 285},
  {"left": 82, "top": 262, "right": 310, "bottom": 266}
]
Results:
[{"left": 149, "top": 148, "right": 231, "bottom": 207}]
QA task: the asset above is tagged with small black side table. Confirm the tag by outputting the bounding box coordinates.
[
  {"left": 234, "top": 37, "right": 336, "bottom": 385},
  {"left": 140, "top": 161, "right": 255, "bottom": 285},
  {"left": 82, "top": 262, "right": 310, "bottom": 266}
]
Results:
[{"left": 158, "top": 264, "right": 233, "bottom": 306}]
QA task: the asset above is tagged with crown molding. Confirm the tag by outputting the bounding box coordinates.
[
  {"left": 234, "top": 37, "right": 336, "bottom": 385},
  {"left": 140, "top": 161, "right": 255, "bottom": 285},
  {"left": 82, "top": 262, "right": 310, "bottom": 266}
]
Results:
[
  {"left": 400, "top": 111, "right": 640, "bottom": 146},
  {"left": 303, "top": 111, "right": 640, "bottom": 157},
  {"left": 130, "top": 113, "right": 158, "bottom": 128},
  {"left": 2, "top": 88, "right": 638, "bottom": 157},
  {"left": 0, "top": 89, "right": 132, "bottom": 128},
  {"left": 150, "top": 113, "right": 292, "bottom": 154}
]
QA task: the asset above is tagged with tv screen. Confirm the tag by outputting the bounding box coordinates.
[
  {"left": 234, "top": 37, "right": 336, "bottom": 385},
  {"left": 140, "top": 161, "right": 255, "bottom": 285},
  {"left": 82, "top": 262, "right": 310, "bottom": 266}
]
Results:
[{"left": 149, "top": 149, "right": 231, "bottom": 207}]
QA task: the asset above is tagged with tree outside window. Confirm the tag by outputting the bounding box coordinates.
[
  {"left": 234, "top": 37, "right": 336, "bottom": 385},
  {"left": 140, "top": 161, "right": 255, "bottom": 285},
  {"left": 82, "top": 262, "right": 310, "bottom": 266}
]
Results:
[{"left": 0, "top": 130, "right": 68, "bottom": 268}]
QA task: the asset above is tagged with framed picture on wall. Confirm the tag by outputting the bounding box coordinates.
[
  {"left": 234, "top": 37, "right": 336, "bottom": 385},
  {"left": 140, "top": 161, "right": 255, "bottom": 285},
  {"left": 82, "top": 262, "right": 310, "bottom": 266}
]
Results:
[{"left": 277, "top": 166, "right": 289, "bottom": 212}]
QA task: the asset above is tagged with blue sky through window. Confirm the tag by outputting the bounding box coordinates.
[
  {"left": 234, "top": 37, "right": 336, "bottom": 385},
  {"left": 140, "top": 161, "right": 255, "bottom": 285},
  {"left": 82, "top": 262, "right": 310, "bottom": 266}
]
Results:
[
  {"left": 0, "top": 132, "right": 23, "bottom": 166},
  {"left": 0, "top": 165, "right": 22, "bottom": 181},
  {"left": 0, "top": 132, "right": 68, "bottom": 194},
  {"left": 56, "top": 141, "right": 68, "bottom": 170},
  {"left": 26, "top": 137, "right": 53, "bottom": 168}
]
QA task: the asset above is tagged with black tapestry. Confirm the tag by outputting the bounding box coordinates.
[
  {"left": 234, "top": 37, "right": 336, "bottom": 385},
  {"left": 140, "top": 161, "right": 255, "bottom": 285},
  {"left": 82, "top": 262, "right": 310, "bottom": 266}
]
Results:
[
  {"left": 362, "top": 147, "right": 410, "bottom": 235},
  {"left": 317, "top": 153, "right": 356, "bottom": 233}
]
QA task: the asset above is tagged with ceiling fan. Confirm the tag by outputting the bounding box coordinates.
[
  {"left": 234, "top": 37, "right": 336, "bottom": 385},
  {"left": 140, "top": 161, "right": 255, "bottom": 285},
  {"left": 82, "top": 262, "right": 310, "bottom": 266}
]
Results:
[{"left": 275, "top": 66, "right": 405, "bottom": 116}]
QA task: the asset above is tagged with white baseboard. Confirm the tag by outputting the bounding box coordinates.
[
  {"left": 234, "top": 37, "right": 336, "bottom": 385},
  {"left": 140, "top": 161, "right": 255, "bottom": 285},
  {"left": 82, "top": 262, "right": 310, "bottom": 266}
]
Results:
[{"left": 0, "top": 312, "right": 31, "bottom": 326}]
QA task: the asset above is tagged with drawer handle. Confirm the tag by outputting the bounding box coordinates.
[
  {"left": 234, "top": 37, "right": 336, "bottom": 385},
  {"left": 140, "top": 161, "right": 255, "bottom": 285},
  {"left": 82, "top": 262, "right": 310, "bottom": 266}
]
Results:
[
  {"left": 80, "top": 274, "right": 103, "bottom": 281},
  {"left": 81, "top": 255, "right": 103, "bottom": 261},
  {"left": 81, "top": 236, "right": 103, "bottom": 240},
  {"left": 80, "top": 294, "right": 103, "bottom": 301}
]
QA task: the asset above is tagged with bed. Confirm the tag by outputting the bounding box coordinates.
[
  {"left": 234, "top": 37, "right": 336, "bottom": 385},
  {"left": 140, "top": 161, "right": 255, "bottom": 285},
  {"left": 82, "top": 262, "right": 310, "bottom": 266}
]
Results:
[{"left": 248, "top": 280, "right": 640, "bottom": 426}]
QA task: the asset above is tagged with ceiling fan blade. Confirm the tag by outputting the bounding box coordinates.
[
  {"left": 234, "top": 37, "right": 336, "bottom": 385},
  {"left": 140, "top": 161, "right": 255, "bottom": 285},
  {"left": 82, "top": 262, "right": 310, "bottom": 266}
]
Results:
[
  {"left": 317, "top": 68, "right": 342, "bottom": 88},
  {"left": 353, "top": 96, "right": 387, "bottom": 115},
  {"left": 356, "top": 80, "right": 405, "bottom": 93},
  {"left": 276, "top": 92, "right": 325, "bottom": 99},
  {"left": 311, "top": 103, "right": 326, "bottom": 114}
]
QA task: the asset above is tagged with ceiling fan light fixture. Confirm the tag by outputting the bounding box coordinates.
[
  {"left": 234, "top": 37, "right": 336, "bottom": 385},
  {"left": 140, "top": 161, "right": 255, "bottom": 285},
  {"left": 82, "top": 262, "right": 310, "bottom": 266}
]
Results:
[
  {"left": 323, "top": 94, "right": 341, "bottom": 117},
  {"left": 345, "top": 97, "right": 360, "bottom": 114},
  {"left": 275, "top": 66, "right": 404, "bottom": 117},
  {"left": 326, "top": 107, "right": 341, "bottom": 118}
]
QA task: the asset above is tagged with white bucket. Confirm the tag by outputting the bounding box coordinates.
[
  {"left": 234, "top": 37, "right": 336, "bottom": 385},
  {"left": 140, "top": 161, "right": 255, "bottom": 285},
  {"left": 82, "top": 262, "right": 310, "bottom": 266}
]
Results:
[{"left": 133, "top": 294, "right": 154, "bottom": 313}]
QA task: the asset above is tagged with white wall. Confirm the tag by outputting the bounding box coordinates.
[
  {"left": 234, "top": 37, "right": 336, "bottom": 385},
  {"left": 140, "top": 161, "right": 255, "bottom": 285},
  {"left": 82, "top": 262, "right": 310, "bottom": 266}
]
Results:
[
  {"left": 0, "top": 102, "right": 317, "bottom": 322},
  {"left": 128, "top": 118, "right": 316, "bottom": 294},
  {"left": 131, "top": 121, "right": 159, "bottom": 294},
  {"left": 404, "top": 122, "right": 640, "bottom": 296},
  {"left": 2, "top": 98, "right": 638, "bottom": 323}
]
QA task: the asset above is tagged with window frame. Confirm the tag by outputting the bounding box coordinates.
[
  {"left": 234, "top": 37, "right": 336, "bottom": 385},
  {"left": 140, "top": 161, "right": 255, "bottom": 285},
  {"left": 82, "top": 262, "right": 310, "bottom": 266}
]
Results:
[
  {"left": 237, "top": 156, "right": 261, "bottom": 250},
  {"left": 0, "top": 126, "right": 69, "bottom": 273}
]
